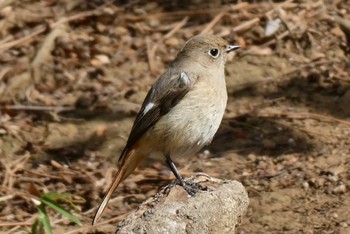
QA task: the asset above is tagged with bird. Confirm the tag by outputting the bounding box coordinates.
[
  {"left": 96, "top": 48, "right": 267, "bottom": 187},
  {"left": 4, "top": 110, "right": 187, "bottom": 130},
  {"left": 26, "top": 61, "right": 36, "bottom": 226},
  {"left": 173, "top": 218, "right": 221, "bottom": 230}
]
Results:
[{"left": 92, "top": 34, "right": 240, "bottom": 225}]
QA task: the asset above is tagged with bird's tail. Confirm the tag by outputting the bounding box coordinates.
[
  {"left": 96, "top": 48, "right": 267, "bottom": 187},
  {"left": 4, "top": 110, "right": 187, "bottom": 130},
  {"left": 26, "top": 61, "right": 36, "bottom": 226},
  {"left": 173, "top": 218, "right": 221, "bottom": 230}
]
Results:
[{"left": 92, "top": 148, "right": 144, "bottom": 225}]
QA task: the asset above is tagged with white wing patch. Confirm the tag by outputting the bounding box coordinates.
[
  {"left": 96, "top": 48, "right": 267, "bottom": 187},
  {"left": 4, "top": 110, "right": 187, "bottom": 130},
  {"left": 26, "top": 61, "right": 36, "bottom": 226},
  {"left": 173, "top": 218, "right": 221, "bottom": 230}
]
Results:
[
  {"left": 179, "top": 72, "right": 190, "bottom": 88},
  {"left": 143, "top": 102, "right": 155, "bottom": 115}
]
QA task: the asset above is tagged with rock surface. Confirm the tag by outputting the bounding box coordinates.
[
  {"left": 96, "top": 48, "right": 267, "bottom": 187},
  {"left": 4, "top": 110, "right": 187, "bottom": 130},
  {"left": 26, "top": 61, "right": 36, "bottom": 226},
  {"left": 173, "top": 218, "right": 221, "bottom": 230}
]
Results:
[{"left": 116, "top": 174, "right": 249, "bottom": 234}]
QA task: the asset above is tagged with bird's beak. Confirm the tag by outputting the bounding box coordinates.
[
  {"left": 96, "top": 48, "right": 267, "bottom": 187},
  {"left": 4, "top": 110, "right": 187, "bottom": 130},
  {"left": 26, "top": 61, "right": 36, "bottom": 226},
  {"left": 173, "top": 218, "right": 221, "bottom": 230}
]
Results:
[{"left": 226, "top": 44, "right": 240, "bottom": 53}]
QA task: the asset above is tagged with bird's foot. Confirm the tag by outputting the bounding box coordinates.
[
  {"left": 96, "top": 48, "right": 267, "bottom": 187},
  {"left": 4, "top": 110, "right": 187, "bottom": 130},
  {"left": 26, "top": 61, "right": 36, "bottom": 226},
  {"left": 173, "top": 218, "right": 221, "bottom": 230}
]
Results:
[
  {"left": 176, "top": 179, "right": 207, "bottom": 196},
  {"left": 162, "top": 179, "right": 208, "bottom": 196}
]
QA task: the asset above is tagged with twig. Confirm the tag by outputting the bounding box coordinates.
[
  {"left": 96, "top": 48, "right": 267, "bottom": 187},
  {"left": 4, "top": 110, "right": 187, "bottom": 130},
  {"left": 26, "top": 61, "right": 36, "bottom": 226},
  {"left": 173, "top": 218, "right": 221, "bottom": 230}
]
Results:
[
  {"left": 0, "top": 215, "right": 38, "bottom": 227},
  {"left": 0, "top": 0, "right": 15, "bottom": 10},
  {"left": 0, "top": 66, "right": 11, "bottom": 81},
  {"left": 277, "top": 120, "right": 332, "bottom": 139},
  {"left": 229, "top": 59, "right": 331, "bottom": 89},
  {"left": 0, "top": 35, "right": 14, "bottom": 45},
  {"left": 272, "top": 59, "right": 331, "bottom": 80},
  {"left": 146, "top": 37, "right": 158, "bottom": 76},
  {"left": 262, "top": 2, "right": 324, "bottom": 47},
  {"left": 0, "top": 194, "right": 14, "bottom": 202},
  {"left": 0, "top": 105, "right": 75, "bottom": 112},
  {"left": 0, "top": 2, "right": 113, "bottom": 54},
  {"left": 332, "top": 76, "right": 350, "bottom": 83},
  {"left": 1, "top": 153, "right": 31, "bottom": 189},
  {"left": 225, "top": 103, "right": 350, "bottom": 130},
  {"left": 94, "top": 212, "right": 129, "bottom": 226},
  {"left": 233, "top": 18, "right": 260, "bottom": 33},
  {"left": 66, "top": 213, "right": 129, "bottom": 234},
  {"left": 252, "top": 169, "right": 287, "bottom": 179},
  {"left": 31, "top": 24, "right": 67, "bottom": 67},
  {"left": 220, "top": 0, "right": 295, "bottom": 37},
  {"left": 0, "top": 25, "right": 47, "bottom": 54},
  {"left": 255, "top": 110, "right": 350, "bottom": 127},
  {"left": 125, "top": 3, "right": 248, "bottom": 21},
  {"left": 164, "top": 17, "right": 189, "bottom": 40},
  {"left": 262, "top": 24, "right": 298, "bottom": 47},
  {"left": 201, "top": 11, "right": 227, "bottom": 34},
  {"left": 23, "top": 169, "right": 65, "bottom": 180}
]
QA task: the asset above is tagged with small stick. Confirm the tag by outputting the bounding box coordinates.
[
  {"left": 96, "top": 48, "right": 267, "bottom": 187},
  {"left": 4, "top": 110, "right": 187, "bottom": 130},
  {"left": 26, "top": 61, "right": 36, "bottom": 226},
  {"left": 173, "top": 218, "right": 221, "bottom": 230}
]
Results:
[
  {"left": 262, "top": 24, "right": 297, "bottom": 47},
  {"left": 221, "top": 0, "right": 295, "bottom": 37},
  {"left": 0, "top": 35, "right": 14, "bottom": 45},
  {"left": 66, "top": 213, "right": 129, "bottom": 234},
  {"left": 0, "top": 194, "right": 14, "bottom": 202},
  {"left": 233, "top": 18, "right": 260, "bottom": 33},
  {"left": 23, "top": 169, "right": 64, "bottom": 180},
  {"left": 164, "top": 17, "right": 189, "bottom": 40},
  {"left": 0, "top": 105, "right": 75, "bottom": 112},
  {"left": 124, "top": 3, "right": 249, "bottom": 21},
  {"left": 251, "top": 170, "right": 286, "bottom": 179},
  {"left": 1, "top": 153, "right": 31, "bottom": 189},
  {"left": 277, "top": 120, "right": 332, "bottom": 139},
  {"left": 146, "top": 37, "right": 158, "bottom": 76},
  {"left": 0, "top": 215, "right": 38, "bottom": 227},
  {"left": 93, "top": 213, "right": 129, "bottom": 226},
  {"left": 0, "top": 1, "right": 114, "bottom": 53},
  {"left": 201, "top": 11, "right": 227, "bottom": 35},
  {"left": 256, "top": 110, "right": 350, "bottom": 127},
  {"left": 0, "top": 25, "right": 47, "bottom": 53}
]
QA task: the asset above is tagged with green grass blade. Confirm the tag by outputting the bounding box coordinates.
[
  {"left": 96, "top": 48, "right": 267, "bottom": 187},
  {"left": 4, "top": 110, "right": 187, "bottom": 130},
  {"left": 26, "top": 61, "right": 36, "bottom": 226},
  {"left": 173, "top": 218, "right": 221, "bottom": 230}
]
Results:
[
  {"left": 41, "top": 197, "right": 81, "bottom": 225},
  {"left": 42, "top": 192, "right": 81, "bottom": 210},
  {"left": 31, "top": 218, "right": 40, "bottom": 234},
  {"left": 38, "top": 205, "right": 53, "bottom": 234}
]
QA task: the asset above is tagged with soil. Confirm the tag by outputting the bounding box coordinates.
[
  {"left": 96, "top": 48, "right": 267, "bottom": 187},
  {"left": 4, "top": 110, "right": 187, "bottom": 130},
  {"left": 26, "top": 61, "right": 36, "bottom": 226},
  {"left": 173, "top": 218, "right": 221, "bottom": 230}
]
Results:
[{"left": 0, "top": 1, "right": 350, "bottom": 233}]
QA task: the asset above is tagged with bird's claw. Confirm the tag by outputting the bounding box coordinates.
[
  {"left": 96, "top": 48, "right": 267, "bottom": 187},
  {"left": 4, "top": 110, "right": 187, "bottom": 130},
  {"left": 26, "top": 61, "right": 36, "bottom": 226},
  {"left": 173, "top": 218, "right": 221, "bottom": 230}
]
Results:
[{"left": 177, "top": 179, "right": 207, "bottom": 196}]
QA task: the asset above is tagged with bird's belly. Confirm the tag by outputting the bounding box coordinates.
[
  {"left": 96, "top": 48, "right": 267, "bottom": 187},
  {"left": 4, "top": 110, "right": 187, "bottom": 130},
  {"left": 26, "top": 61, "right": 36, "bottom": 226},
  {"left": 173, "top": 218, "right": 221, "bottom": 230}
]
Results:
[{"left": 150, "top": 82, "right": 227, "bottom": 158}]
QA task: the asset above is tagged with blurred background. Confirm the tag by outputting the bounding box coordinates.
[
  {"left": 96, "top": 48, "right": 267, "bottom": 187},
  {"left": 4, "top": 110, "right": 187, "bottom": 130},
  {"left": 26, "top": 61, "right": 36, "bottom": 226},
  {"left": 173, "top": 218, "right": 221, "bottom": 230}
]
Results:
[{"left": 0, "top": 0, "right": 349, "bottom": 233}]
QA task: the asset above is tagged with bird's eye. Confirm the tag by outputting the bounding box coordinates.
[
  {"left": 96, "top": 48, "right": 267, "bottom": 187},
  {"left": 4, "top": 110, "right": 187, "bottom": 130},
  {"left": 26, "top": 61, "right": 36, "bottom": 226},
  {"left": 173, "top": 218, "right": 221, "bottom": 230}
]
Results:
[{"left": 208, "top": 48, "right": 219, "bottom": 58}]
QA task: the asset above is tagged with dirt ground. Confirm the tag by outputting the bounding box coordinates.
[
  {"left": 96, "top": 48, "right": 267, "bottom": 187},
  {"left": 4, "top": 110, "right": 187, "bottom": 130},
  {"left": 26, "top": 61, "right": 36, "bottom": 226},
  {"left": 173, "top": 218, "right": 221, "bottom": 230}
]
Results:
[{"left": 1, "top": 0, "right": 350, "bottom": 233}]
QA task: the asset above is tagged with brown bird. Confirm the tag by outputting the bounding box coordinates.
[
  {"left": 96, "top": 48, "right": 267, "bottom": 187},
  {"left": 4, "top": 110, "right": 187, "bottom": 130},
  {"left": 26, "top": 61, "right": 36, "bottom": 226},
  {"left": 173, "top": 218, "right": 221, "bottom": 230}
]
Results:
[{"left": 92, "top": 34, "right": 240, "bottom": 225}]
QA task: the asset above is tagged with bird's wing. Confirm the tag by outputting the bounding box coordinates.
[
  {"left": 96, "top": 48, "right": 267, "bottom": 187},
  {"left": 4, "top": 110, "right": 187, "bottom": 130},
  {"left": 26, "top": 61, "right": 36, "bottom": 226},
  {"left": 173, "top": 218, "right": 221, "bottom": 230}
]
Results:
[
  {"left": 118, "top": 71, "right": 197, "bottom": 163},
  {"left": 93, "top": 71, "right": 198, "bottom": 225}
]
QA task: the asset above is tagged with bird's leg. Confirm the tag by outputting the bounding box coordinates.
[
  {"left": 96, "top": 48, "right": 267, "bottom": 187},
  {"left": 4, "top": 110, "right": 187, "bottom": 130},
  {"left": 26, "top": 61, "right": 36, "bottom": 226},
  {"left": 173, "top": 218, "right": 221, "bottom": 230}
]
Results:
[
  {"left": 165, "top": 155, "right": 186, "bottom": 187},
  {"left": 165, "top": 155, "right": 205, "bottom": 196}
]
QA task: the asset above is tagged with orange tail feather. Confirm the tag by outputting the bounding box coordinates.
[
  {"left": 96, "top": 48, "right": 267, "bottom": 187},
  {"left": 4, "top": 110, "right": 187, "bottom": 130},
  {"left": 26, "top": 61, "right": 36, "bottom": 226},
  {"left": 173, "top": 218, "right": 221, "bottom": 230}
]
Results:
[{"left": 92, "top": 148, "right": 145, "bottom": 225}]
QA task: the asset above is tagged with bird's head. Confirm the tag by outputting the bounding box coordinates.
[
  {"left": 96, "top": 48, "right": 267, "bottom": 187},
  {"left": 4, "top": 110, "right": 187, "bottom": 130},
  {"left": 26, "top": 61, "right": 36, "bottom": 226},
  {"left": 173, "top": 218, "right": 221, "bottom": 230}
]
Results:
[{"left": 174, "top": 34, "right": 240, "bottom": 70}]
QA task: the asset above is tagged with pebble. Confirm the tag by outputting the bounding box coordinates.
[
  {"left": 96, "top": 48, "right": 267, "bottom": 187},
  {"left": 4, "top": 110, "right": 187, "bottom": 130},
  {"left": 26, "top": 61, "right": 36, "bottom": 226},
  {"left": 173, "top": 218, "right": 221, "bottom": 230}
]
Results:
[
  {"left": 340, "top": 222, "right": 348, "bottom": 227},
  {"left": 165, "top": 38, "right": 180, "bottom": 47},
  {"left": 302, "top": 181, "right": 310, "bottom": 189},
  {"left": 91, "top": 54, "right": 110, "bottom": 66},
  {"left": 247, "top": 154, "right": 256, "bottom": 161},
  {"left": 315, "top": 177, "right": 325, "bottom": 187},
  {"left": 148, "top": 19, "right": 160, "bottom": 27},
  {"left": 288, "top": 138, "right": 295, "bottom": 144},
  {"left": 202, "top": 150, "right": 210, "bottom": 156},
  {"left": 328, "top": 174, "right": 339, "bottom": 182},
  {"left": 113, "top": 26, "right": 128, "bottom": 36},
  {"left": 333, "top": 184, "right": 346, "bottom": 194}
]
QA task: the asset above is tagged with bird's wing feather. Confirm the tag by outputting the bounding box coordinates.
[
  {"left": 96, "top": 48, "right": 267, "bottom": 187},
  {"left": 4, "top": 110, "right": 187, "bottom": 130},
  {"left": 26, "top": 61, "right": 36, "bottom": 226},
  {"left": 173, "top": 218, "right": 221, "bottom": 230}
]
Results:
[{"left": 118, "top": 71, "right": 197, "bottom": 163}]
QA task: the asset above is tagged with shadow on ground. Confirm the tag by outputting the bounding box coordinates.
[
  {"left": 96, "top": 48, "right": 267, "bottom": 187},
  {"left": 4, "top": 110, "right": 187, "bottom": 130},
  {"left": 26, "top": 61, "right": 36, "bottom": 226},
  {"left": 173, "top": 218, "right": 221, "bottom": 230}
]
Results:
[
  {"left": 210, "top": 69, "right": 350, "bottom": 157},
  {"left": 40, "top": 67, "right": 350, "bottom": 163},
  {"left": 210, "top": 114, "right": 313, "bottom": 157}
]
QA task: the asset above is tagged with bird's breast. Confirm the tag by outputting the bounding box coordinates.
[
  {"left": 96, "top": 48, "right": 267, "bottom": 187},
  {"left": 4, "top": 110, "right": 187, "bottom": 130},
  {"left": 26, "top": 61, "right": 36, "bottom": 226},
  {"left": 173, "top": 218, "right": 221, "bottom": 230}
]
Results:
[{"left": 150, "top": 75, "right": 227, "bottom": 158}]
